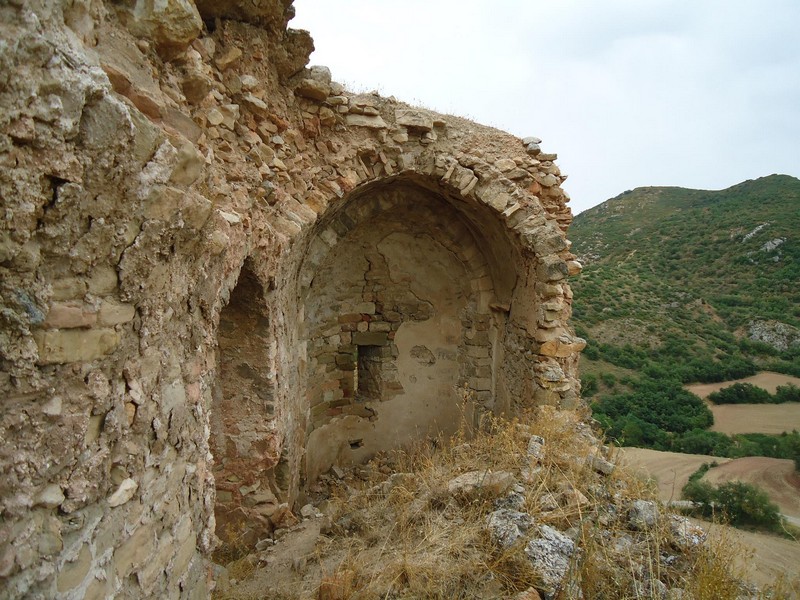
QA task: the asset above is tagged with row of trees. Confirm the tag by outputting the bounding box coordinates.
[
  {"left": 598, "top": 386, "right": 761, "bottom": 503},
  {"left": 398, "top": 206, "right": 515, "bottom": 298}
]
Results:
[
  {"left": 708, "top": 382, "right": 800, "bottom": 404},
  {"left": 590, "top": 377, "right": 800, "bottom": 467}
]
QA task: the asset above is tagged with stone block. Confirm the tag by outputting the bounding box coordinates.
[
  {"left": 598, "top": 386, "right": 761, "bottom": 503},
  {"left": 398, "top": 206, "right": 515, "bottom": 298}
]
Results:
[
  {"left": 169, "top": 141, "right": 205, "bottom": 186},
  {"left": 395, "top": 108, "right": 433, "bottom": 132},
  {"left": 536, "top": 255, "right": 569, "bottom": 282},
  {"left": 44, "top": 302, "right": 97, "bottom": 329},
  {"left": 88, "top": 266, "right": 119, "bottom": 295},
  {"left": 114, "top": 524, "right": 155, "bottom": 578},
  {"left": 121, "top": 0, "right": 202, "bottom": 55},
  {"left": 337, "top": 313, "right": 362, "bottom": 324},
  {"left": 107, "top": 478, "right": 138, "bottom": 507},
  {"left": 52, "top": 277, "right": 88, "bottom": 301},
  {"left": 522, "top": 224, "right": 568, "bottom": 255},
  {"left": 567, "top": 260, "right": 583, "bottom": 275},
  {"left": 57, "top": 543, "right": 92, "bottom": 593},
  {"left": 469, "top": 377, "right": 492, "bottom": 391},
  {"left": 494, "top": 158, "right": 517, "bottom": 172},
  {"left": 34, "top": 329, "right": 120, "bottom": 364},
  {"left": 352, "top": 301, "right": 376, "bottom": 314},
  {"left": 345, "top": 114, "right": 387, "bottom": 129},
  {"left": 171, "top": 520, "right": 196, "bottom": 578},
  {"left": 98, "top": 301, "right": 136, "bottom": 326},
  {"left": 295, "top": 78, "right": 331, "bottom": 101},
  {"left": 538, "top": 335, "right": 586, "bottom": 358}
]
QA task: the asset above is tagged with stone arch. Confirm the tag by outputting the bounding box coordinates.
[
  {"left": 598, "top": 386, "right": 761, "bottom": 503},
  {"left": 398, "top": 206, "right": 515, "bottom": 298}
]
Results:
[{"left": 293, "top": 170, "right": 546, "bottom": 482}]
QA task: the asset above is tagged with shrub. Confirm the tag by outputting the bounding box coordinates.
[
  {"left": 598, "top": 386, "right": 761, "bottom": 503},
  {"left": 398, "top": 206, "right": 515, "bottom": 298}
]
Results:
[
  {"left": 775, "top": 384, "right": 800, "bottom": 403},
  {"left": 683, "top": 478, "right": 784, "bottom": 533},
  {"left": 707, "top": 382, "right": 772, "bottom": 404},
  {"left": 675, "top": 430, "right": 733, "bottom": 456},
  {"left": 599, "top": 372, "right": 617, "bottom": 388}
]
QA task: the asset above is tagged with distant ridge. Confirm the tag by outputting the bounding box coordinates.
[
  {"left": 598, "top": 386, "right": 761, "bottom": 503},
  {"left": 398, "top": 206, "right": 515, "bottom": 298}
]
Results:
[{"left": 570, "top": 173, "right": 799, "bottom": 390}]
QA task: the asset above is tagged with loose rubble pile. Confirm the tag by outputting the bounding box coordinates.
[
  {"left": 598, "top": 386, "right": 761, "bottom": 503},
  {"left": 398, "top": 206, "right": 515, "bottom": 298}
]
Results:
[{"left": 211, "top": 407, "right": 732, "bottom": 600}]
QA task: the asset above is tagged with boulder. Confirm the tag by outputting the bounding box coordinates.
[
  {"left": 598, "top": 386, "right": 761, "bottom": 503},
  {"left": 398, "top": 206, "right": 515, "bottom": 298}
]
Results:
[
  {"left": 524, "top": 525, "right": 576, "bottom": 599},
  {"left": 447, "top": 470, "right": 515, "bottom": 498},
  {"left": 120, "top": 0, "right": 202, "bottom": 56},
  {"left": 486, "top": 509, "right": 534, "bottom": 548},
  {"left": 395, "top": 108, "right": 433, "bottom": 132},
  {"left": 628, "top": 499, "right": 659, "bottom": 530}
]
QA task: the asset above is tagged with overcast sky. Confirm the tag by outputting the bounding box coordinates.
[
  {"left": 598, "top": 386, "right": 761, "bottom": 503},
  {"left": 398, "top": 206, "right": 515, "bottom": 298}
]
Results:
[{"left": 291, "top": 0, "right": 800, "bottom": 214}]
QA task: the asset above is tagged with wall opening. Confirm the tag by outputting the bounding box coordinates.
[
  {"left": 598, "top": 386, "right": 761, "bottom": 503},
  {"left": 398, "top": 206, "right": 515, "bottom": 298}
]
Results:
[
  {"left": 211, "top": 260, "right": 283, "bottom": 558},
  {"left": 356, "top": 343, "right": 400, "bottom": 402},
  {"left": 302, "top": 182, "right": 503, "bottom": 483}
]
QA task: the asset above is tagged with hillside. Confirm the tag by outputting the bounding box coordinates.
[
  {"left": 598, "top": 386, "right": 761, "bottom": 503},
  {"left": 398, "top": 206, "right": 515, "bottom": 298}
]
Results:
[
  {"left": 569, "top": 174, "right": 800, "bottom": 454},
  {"left": 572, "top": 174, "right": 800, "bottom": 381}
]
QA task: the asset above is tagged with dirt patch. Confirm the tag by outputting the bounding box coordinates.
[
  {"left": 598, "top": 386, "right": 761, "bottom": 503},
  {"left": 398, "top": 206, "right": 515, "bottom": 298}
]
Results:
[
  {"left": 684, "top": 371, "right": 800, "bottom": 435},
  {"left": 686, "top": 371, "right": 800, "bottom": 399},
  {"left": 697, "top": 518, "right": 800, "bottom": 595},
  {"left": 709, "top": 402, "right": 800, "bottom": 435},
  {"left": 702, "top": 457, "right": 800, "bottom": 520},
  {"left": 619, "top": 448, "right": 728, "bottom": 502},
  {"left": 622, "top": 448, "right": 800, "bottom": 595}
]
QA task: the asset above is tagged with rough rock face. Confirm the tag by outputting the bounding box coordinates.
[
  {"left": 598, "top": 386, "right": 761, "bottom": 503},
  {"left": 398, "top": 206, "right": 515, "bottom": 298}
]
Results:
[
  {"left": 748, "top": 319, "right": 800, "bottom": 352},
  {"left": 0, "top": 1, "right": 581, "bottom": 597}
]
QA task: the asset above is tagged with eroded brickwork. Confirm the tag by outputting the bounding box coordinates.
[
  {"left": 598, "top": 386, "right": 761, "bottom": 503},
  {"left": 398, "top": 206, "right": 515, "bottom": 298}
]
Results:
[{"left": 0, "top": 1, "right": 583, "bottom": 597}]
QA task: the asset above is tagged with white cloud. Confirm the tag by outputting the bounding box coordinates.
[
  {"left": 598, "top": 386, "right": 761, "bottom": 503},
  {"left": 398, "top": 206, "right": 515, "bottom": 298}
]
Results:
[{"left": 292, "top": 0, "right": 800, "bottom": 213}]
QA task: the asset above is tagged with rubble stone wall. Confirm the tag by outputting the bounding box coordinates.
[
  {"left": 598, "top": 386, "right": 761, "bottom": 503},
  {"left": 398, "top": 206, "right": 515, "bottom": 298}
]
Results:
[{"left": 0, "top": 0, "right": 584, "bottom": 597}]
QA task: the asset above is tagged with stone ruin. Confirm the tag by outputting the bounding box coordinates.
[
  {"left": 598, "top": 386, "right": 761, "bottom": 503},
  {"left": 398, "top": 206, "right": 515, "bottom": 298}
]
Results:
[{"left": 0, "top": 0, "right": 585, "bottom": 597}]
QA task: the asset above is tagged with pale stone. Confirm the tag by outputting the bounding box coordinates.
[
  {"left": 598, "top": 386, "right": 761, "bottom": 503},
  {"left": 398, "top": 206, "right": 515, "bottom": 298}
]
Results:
[
  {"left": 447, "top": 470, "right": 515, "bottom": 497},
  {"left": 295, "top": 78, "right": 331, "bottom": 101},
  {"left": 34, "top": 329, "right": 120, "bottom": 364},
  {"left": 537, "top": 255, "right": 569, "bottom": 282},
  {"left": 218, "top": 210, "right": 242, "bottom": 224},
  {"left": 215, "top": 46, "right": 243, "bottom": 70},
  {"left": 57, "top": 544, "right": 92, "bottom": 592},
  {"left": 527, "top": 435, "right": 545, "bottom": 461},
  {"left": 395, "top": 108, "right": 433, "bottom": 132},
  {"left": 242, "top": 93, "right": 269, "bottom": 116},
  {"left": 522, "top": 225, "right": 568, "bottom": 256},
  {"left": 108, "top": 478, "right": 138, "bottom": 507},
  {"left": 206, "top": 108, "right": 224, "bottom": 126},
  {"left": 87, "top": 266, "right": 119, "bottom": 295},
  {"left": 345, "top": 114, "right": 387, "bottom": 129},
  {"left": 486, "top": 508, "right": 533, "bottom": 548},
  {"left": 36, "top": 484, "right": 66, "bottom": 508},
  {"left": 44, "top": 302, "right": 97, "bottom": 329},
  {"left": 566, "top": 259, "right": 583, "bottom": 275},
  {"left": 494, "top": 158, "right": 517, "bottom": 172},
  {"left": 629, "top": 499, "right": 658, "bottom": 530},
  {"left": 538, "top": 334, "right": 586, "bottom": 358},
  {"left": 169, "top": 141, "right": 205, "bottom": 186},
  {"left": 97, "top": 301, "right": 136, "bottom": 326},
  {"left": 524, "top": 526, "right": 575, "bottom": 598},
  {"left": 123, "top": 0, "right": 202, "bottom": 54},
  {"left": 589, "top": 454, "right": 615, "bottom": 476}
]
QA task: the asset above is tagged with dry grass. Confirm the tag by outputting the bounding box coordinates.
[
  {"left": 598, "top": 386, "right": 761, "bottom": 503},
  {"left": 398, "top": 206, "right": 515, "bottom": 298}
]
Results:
[{"left": 213, "top": 407, "right": 788, "bottom": 600}]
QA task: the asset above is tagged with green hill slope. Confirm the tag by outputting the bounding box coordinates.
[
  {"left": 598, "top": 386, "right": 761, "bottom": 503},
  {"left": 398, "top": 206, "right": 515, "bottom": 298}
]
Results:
[{"left": 569, "top": 174, "right": 800, "bottom": 455}]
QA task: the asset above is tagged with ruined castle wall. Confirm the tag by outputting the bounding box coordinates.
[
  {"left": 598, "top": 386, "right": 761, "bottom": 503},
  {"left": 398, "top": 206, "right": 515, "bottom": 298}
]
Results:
[{"left": 0, "top": 1, "right": 583, "bottom": 597}]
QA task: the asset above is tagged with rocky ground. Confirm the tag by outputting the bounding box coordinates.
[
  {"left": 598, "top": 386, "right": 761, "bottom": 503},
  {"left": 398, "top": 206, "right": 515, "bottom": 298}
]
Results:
[{"left": 210, "top": 407, "right": 778, "bottom": 600}]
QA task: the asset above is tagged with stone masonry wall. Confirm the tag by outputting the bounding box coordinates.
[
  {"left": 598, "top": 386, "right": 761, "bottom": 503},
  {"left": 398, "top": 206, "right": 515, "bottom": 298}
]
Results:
[{"left": 0, "top": 1, "right": 583, "bottom": 597}]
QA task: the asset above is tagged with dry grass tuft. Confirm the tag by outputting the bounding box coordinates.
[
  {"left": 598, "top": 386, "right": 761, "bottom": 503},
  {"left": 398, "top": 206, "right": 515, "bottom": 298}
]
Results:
[{"left": 213, "top": 407, "right": 785, "bottom": 600}]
